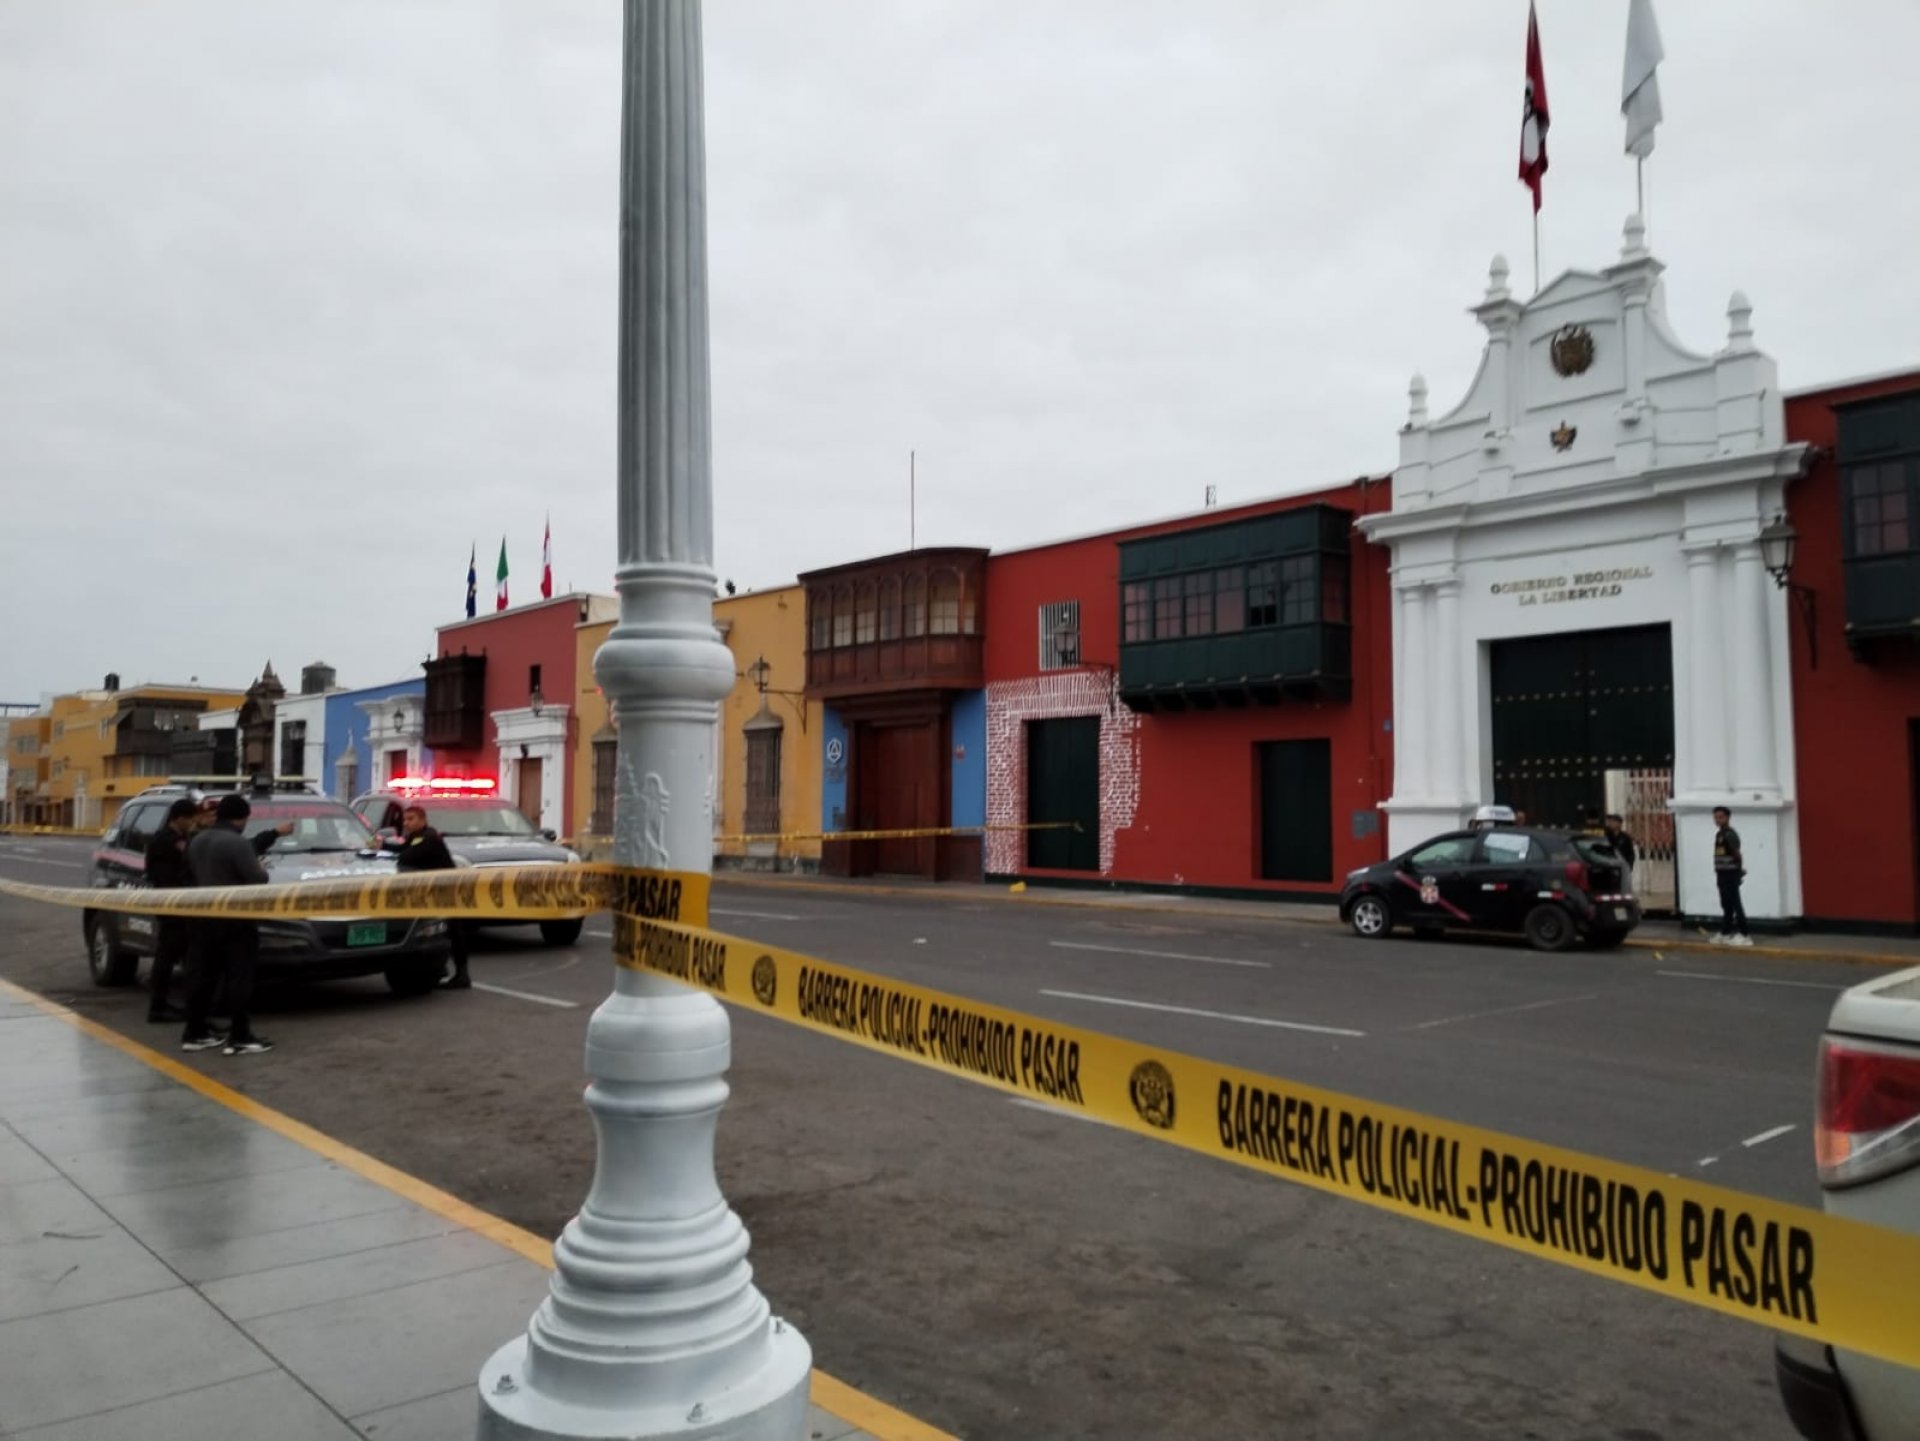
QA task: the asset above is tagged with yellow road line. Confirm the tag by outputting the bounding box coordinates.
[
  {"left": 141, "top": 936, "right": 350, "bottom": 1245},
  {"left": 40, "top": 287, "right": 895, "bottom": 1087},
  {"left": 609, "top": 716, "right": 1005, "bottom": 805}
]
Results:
[{"left": 0, "top": 977, "right": 958, "bottom": 1441}]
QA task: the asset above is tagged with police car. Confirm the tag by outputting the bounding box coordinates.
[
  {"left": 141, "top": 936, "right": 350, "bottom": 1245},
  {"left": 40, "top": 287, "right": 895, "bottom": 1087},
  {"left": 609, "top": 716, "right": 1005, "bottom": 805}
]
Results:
[
  {"left": 351, "top": 777, "right": 589, "bottom": 947},
  {"left": 83, "top": 777, "right": 452, "bottom": 996},
  {"left": 1338, "top": 807, "right": 1641, "bottom": 952}
]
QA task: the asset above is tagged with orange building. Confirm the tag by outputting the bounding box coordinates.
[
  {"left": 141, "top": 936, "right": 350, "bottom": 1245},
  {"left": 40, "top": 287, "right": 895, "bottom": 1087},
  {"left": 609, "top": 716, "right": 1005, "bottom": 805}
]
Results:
[{"left": 40, "top": 679, "right": 247, "bottom": 830}]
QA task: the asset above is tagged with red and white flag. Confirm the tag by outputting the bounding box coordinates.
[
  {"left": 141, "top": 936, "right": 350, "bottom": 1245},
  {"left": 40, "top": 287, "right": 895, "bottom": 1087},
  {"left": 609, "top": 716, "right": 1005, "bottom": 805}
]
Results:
[
  {"left": 1519, "top": 2, "right": 1550, "bottom": 213},
  {"left": 540, "top": 515, "right": 553, "bottom": 600}
]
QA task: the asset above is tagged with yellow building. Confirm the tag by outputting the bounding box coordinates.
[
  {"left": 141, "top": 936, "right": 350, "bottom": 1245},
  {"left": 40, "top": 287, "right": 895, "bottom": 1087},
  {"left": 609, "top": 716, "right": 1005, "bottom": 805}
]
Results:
[
  {"left": 568, "top": 587, "right": 821, "bottom": 868},
  {"left": 42, "top": 682, "right": 247, "bottom": 830},
  {"left": 5, "top": 714, "right": 52, "bottom": 826}
]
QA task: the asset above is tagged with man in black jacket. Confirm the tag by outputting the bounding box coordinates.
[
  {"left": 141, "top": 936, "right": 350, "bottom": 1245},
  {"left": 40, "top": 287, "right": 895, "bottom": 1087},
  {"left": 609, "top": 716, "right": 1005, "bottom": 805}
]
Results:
[
  {"left": 372, "top": 803, "right": 470, "bottom": 989},
  {"left": 183, "top": 793, "right": 274, "bottom": 1055},
  {"left": 141, "top": 799, "right": 200, "bottom": 1024}
]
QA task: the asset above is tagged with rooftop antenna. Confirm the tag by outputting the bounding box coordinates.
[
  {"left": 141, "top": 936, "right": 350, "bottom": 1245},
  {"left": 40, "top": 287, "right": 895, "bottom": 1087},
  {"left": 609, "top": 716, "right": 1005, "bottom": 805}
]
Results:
[
  {"left": 1204, "top": 484, "right": 1218, "bottom": 508},
  {"left": 910, "top": 449, "right": 916, "bottom": 551}
]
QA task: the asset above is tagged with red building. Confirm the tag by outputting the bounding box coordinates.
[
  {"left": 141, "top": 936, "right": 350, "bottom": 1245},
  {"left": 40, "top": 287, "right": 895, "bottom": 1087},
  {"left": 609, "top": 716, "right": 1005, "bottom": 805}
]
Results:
[
  {"left": 982, "top": 480, "right": 1395, "bottom": 896},
  {"left": 1784, "top": 369, "right": 1920, "bottom": 930},
  {"left": 425, "top": 594, "right": 616, "bottom": 839}
]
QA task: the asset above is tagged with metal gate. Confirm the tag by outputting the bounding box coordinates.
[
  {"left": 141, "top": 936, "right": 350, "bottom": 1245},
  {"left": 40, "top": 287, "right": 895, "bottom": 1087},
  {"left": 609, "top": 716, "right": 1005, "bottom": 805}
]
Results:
[{"left": 1489, "top": 623, "right": 1675, "bottom": 838}]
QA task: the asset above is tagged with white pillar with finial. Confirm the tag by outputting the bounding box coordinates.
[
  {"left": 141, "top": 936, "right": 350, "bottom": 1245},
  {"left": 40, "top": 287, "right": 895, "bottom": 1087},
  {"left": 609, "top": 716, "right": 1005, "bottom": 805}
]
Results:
[{"left": 475, "top": 4, "right": 812, "bottom": 1438}]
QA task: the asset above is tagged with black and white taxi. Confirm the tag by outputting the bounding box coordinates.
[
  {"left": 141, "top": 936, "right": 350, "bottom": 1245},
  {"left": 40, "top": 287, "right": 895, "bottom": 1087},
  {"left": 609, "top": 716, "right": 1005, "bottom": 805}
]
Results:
[{"left": 1339, "top": 811, "right": 1641, "bottom": 952}]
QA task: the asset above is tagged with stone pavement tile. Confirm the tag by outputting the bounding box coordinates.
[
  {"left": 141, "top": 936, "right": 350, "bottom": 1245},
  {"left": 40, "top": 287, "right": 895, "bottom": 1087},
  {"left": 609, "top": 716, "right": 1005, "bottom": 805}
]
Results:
[
  {"left": 247, "top": 1257, "right": 550, "bottom": 1417},
  {"left": 203, "top": 1229, "right": 520, "bottom": 1322},
  {"left": 0, "top": 1122, "right": 59, "bottom": 1185},
  {"left": 0, "top": 1067, "right": 175, "bottom": 1110},
  {"left": 0, "top": 1221, "right": 179, "bottom": 1324},
  {"left": 2, "top": 1080, "right": 219, "bottom": 1123},
  {"left": 50, "top": 1124, "right": 324, "bottom": 1200},
  {"left": 6, "top": 1104, "right": 269, "bottom": 1162},
  {"left": 0, "top": 1174, "right": 117, "bottom": 1246},
  {"left": 12, "top": 1369, "right": 361, "bottom": 1441},
  {"left": 0, "top": 1285, "right": 275, "bottom": 1433},
  {"left": 345, "top": 1383, "right": 477, "bottom": 1441},
  {"left": 97, "top": 1161, "right": 408, "bottom": 1254},
  {"left": 164, "top": 1202, "right": 460, "bottom": 1285}
]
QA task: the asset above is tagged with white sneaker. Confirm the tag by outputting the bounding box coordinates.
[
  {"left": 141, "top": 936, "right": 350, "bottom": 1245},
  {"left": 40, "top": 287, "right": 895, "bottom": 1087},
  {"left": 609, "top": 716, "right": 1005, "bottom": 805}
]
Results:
[
  {"left": 1729, "top": 934, "right": 1755, "bottom": 948},
  {"left": 1709, "top": 933, "right": 1729, "bottom": 945}
]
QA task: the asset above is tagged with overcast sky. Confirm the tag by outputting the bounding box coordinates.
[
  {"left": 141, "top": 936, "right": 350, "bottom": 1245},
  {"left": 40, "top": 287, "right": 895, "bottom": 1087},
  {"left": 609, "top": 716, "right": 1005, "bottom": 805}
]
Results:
[{"left": 3, "top": 1, "right": 1916, "bottom": 703}]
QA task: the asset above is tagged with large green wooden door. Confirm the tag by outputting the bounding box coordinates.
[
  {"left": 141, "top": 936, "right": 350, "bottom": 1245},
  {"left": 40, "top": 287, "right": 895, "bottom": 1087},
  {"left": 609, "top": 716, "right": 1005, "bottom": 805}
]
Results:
[
  {"left": 1258, "top": 739, "right": 1333, "bottom": 882},
  {"left": 1488, "top": 624, "right": 1673, "bottom": 828},
  {"left": 1027, "top": 718, "right": 1100, "bottom": 871}
]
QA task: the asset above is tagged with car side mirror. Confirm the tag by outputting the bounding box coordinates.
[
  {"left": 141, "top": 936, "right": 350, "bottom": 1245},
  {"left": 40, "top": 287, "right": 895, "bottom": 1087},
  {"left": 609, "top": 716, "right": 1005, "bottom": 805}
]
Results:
[{"left": 541, "top": 828, "right": 558, "bottom": 842}]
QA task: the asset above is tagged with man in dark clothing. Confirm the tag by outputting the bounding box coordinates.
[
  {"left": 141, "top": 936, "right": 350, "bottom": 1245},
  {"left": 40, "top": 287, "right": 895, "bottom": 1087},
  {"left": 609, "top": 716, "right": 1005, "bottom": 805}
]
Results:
[
  {"left": 142, "top": 799, "right": 200, "bottom": 1024},
  {"left": 372, "top": 803, "right": 469, "bottom": 989},
  {"left": 1711, "top": 805, "right": 1751, "bottom": 947},
  {"left": 1603, "top": 814, "right": 1639, "bottom": 890},
  {"left": 183, "top": 793, "right": 274, "bottom": 1055}
]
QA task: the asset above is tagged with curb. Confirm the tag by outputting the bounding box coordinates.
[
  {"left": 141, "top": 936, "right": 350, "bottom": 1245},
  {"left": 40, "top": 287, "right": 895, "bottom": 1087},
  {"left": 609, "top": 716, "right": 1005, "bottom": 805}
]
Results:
[{"left": 711, "top": 871, "right": 1910, "bottom": 969}]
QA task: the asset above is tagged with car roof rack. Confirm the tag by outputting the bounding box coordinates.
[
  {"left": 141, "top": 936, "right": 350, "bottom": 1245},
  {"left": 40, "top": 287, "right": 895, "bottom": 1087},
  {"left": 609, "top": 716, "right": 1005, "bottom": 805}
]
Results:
[{"left": 159, "top": 774, "right": 323, "bottom": 795}]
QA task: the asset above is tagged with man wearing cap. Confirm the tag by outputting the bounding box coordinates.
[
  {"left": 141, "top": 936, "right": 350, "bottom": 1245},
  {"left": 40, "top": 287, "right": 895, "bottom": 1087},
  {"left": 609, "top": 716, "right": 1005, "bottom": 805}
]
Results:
[
  {"left": 141, "top": 799, "right": 201, "bottom": 1024},
  {"left": 182, "top": 793, "right": 274, "bottom": 1055}
]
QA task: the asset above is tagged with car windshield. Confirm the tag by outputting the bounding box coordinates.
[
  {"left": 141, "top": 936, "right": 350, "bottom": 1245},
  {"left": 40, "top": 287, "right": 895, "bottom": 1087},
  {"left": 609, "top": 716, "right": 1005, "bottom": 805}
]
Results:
[
  {"left": 1573, "top": 836, "right": 1623, "bottom": 865},
  {"left": 425, "top": 804, "right": 539, "bottom": 838},
  {"left": 243, "top": 802, "right": 375, "bottom": 854}
]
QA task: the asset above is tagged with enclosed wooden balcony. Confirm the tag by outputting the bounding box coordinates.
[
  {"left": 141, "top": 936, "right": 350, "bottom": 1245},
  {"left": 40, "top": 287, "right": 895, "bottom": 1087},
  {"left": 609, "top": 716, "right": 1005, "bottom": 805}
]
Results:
[{"left": 801, "top": 548, "right": 988, "bottom": 700}]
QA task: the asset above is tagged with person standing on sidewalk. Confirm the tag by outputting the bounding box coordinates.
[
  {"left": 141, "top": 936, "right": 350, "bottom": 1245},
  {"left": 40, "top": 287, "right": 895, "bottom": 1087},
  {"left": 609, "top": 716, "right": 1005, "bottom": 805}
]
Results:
[
  {"left": 141, "top": 799, "right": 200, "bottom": 1024},
  {"left": 1711, "top": 805, "right": 1751, "bottom": 947},
  {"left": 371, "top": 802, "right": 470, "bottom": 989},
  {"left": 183, "top": 793, "right": 274, "bottom": 1055},
  {"left": 1603, "top": 814, "right": 1639, "bottom": 892}
]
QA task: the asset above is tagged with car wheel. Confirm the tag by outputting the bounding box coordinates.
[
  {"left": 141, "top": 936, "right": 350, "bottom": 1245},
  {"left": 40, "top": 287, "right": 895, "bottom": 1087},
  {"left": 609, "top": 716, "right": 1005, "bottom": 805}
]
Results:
[
  {"left": 1524, "top": 904, "right": 1575, "bottom": 953},
  {"left": 1588, "top": 930, "right": 1629, "bottom": 951},
  {"left": 1348, "top": 894, "right": 1392, "bottom": 940},
  {"left": 84, "top": 914, "right": 140, "bottom": 988},
  {"left": 385, "top": 958, "right": 445, "bottom": 997},
  {"left": 539, "top": 919, "right": 585, "bottom": 948}
]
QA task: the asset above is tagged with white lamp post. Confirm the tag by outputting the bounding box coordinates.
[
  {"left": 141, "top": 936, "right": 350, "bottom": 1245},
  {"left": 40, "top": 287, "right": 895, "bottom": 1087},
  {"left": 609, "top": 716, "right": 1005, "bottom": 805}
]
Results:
[{"left": 476, "top": 4, "right": 811, "bottom": 1437}]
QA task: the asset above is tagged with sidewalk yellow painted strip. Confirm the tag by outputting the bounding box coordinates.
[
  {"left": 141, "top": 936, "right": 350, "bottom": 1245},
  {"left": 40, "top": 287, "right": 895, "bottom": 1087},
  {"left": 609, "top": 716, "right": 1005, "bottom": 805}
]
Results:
[{"left": 0, "top": 977, "right": 958, "bottom": 1441}]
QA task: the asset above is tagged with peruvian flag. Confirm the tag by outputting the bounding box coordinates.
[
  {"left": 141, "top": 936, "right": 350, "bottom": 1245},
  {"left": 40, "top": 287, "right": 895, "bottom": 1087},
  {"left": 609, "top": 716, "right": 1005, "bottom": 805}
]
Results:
[
  {"left": 495, "top": 536, "right": 509, "bottom": 611},
  {"left": 540, "top": 515, "right": 553, "bottom": 600},
  {"left": 1519, "top": 2, "right": 1550, "bottom": 213}
]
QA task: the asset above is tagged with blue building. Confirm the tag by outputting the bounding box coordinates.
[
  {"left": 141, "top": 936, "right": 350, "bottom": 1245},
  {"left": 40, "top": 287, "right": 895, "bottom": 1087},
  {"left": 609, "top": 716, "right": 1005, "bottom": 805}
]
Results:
[{"left": 322, "top": 679, "right": 429, "bottom": 801}]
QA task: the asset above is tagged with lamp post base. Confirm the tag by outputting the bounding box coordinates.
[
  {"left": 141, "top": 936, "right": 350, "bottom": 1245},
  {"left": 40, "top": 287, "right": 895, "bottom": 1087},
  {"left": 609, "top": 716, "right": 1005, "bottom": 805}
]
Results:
[{"left": 476, "top": 1325, "right": 812, "bottom": 1441}]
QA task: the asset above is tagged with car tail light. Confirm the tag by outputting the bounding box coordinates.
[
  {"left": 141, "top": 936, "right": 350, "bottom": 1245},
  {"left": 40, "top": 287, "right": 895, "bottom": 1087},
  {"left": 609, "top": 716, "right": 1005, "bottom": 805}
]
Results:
[
  {"left": 1563, "top": 859, "right": 1591, "bottom": 893},
  {"left": 1816, "top": 1036, "right": 1920, "bottom": 1188}
]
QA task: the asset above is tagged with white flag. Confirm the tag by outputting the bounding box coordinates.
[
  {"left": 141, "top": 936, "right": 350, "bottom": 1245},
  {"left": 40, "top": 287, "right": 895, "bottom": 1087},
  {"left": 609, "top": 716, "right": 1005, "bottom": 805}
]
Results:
[{"left": 1622, "top": 0, "right": 1665, "bottom": 158}]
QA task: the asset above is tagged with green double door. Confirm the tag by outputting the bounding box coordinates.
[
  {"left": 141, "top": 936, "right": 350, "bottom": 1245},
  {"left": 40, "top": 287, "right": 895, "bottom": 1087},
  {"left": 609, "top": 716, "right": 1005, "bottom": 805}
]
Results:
[
  {"left": 1488, "top": 623, "right": 1674, "bottom": 829},
  {"left": 1027, "top": 718, "right": 1100, "bottom": 871}
]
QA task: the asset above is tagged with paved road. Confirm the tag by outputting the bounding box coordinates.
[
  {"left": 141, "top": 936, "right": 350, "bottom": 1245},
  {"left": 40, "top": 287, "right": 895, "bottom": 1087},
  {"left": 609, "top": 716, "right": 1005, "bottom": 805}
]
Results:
[{"left": 1, "top": 834, "right": 1910, "bottom": 1440}]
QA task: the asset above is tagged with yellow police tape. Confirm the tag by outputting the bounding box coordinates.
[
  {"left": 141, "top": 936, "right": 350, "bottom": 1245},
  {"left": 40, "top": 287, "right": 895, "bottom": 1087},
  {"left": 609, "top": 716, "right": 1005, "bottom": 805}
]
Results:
[
  {"left": 607, "top": 911, "right": 1920, "bottom": 1370},
  {"left": 715, "top": 822, "right": 1079, "bottom": 846},
  {"left": 5, "top": 860, "right": 1918, "bottom": 1368},
  {"left": 0, "top": 864, "right": 710, "bottom": 927}
]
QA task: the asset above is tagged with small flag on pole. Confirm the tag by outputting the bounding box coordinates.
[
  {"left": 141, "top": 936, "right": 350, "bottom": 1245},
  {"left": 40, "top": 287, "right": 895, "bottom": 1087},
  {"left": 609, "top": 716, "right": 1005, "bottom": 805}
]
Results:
[
  {"left": 540, "top": 515, "right": 553, "bottom": 600},
  {"left": 1622, "top": 0, "right": 1664, "bottom": 159},
  {"left": 495, "top": 537, "right": 509, "bottom": 612},
  {"left": 1519, "top": 2, "right": 1550, "bottom": 213},
  {"left": 465, "top": 544, "right": 477, "bottom": 619}
]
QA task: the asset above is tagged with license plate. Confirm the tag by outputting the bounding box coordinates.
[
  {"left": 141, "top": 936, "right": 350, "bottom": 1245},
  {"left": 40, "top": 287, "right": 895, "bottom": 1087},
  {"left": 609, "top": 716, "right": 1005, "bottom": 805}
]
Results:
[
  {"left": 1613, "top": 906, "right": 1630, "bottom": 922},
  {"left": 346, "top": 922, "right": 387, "bottom": 947},
  {"left": 125, "top": 917, "right": 155, "bottom": 936}
]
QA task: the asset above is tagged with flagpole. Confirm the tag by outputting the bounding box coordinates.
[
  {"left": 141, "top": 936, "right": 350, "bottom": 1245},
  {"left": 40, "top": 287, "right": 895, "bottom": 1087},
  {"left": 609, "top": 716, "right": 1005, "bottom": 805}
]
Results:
[{"left": 1532, "top": 212, "right": 1540, "bottom": 297}]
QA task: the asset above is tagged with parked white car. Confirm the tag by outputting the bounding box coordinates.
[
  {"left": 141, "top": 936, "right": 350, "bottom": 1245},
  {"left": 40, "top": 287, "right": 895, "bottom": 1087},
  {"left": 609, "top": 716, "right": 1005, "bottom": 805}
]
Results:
[{"left": 1775, "top": 964, "right": 1920, "bottom": 1440}]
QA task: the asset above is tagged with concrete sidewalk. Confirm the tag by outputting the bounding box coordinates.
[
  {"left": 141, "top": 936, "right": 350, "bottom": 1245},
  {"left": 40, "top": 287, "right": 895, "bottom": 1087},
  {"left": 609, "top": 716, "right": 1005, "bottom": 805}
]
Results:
[
  {"left": 713, "top": 868, "right": 1920, "bottom": 966},
  {"left": 0, "top": 981, "right": 948, "bottom": 1441}
]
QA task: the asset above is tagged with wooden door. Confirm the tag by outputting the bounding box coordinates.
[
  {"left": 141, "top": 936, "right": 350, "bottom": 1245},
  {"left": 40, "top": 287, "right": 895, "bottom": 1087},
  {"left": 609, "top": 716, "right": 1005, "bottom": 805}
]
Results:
[{"left": 517, "top": 758, "right": 544, "bottom": 829}]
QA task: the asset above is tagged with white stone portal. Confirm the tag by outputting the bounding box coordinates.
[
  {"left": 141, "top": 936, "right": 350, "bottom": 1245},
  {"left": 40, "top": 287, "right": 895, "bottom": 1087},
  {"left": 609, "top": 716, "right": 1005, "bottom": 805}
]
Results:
[
  {"left": 492, "top": 704, "right": 570, "bottom": 836},
  {"left": 1359, "top": 217, "right": 1809, "bottom": 920}
]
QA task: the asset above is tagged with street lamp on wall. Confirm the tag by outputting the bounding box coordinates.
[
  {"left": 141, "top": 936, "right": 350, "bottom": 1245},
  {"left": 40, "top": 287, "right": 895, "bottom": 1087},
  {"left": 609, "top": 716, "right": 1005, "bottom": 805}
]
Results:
[
  {"left": 743, "top": 653, "right": 807, "bottom": 732},
  {"left": 1758, "top": 513, "right": 1819, "bottom": 669}
]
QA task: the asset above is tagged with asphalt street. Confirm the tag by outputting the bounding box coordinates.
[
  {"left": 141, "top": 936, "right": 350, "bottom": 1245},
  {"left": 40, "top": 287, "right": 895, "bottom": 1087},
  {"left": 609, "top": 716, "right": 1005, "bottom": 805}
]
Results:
[{"left": 1, "top": 832, "right": 1910, "bottom": 1440}]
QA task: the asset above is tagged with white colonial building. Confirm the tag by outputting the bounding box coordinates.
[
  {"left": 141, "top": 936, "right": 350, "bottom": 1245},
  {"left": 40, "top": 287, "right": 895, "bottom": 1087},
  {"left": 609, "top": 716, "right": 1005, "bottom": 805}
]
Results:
[{"left": 1358, "top": 216, "right": 1808, "bottom": 920}]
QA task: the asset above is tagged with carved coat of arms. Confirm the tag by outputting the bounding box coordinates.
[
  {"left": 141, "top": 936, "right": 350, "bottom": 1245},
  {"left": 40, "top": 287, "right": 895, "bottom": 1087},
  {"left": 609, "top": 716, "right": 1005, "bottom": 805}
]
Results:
[{"left": 1549, "top": 324, "right": 1595, "bottom": 377}]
